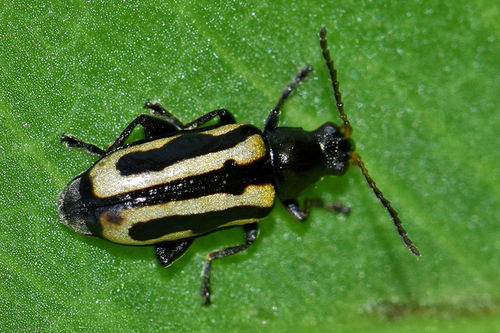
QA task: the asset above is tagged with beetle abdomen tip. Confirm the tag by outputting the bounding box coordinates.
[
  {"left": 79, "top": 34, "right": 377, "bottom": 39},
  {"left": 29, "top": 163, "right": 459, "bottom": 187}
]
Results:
[{"left": 58, "top": 176, "right": 93, "bottom": 236}]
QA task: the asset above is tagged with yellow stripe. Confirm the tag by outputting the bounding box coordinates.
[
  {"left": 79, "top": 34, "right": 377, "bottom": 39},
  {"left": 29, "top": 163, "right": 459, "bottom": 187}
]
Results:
[
  {"left": 90, "top": 124, "right": 267, "bottom": 198},
  {"left": 100, "top": 184, "right": 275, "bottom": 245}
]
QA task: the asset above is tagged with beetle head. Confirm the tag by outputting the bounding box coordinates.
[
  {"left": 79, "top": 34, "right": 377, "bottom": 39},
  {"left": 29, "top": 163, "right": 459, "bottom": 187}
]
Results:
[{"left": 314, "top": 122, "right": 354, "bottom": 176}]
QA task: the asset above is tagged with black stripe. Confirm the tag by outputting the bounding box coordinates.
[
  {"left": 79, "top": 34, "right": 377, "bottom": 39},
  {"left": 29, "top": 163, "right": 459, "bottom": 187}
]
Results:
[
  {"left": 128, "top": 205, "right": 271, "bottom": 241},
  {"left": 116, "top": 124, "right": 262, "bottom": 176},
  {"left": 88, "top": 155, "right": 273, "bottom": 208}
]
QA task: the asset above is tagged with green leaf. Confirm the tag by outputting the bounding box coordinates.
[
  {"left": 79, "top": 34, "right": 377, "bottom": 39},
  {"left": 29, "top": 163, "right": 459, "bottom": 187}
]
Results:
[{"left": 1, "top": 1, "right": 499, "bottom": 332}]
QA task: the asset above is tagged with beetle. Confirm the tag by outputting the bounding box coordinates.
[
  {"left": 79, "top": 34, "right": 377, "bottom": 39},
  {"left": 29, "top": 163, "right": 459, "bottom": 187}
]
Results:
[{"left": 58, "top": 27, "right": 419, "bottom": 305}]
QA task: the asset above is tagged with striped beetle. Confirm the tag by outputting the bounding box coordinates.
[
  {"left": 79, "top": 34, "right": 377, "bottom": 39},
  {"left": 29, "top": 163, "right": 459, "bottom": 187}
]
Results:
[{"left": 58, "top": 28, "right": 419, "bottom": 305}]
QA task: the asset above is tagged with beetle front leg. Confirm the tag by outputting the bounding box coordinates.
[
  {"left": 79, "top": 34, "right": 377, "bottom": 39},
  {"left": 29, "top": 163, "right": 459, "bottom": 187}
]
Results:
[
  {"left": 263, "top": 66, "right": 314, "bottom": 132},
  {"left": 200, "top": 223, "right": 258, "bottom": 305},
  {"left": 282, "top": 198, "right": 350, "bottom": 222}
]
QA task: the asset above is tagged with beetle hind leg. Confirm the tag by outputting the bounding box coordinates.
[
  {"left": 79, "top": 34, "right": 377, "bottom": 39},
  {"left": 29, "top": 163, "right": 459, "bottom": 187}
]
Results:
[
  {"left": 200, "top": 223, "right": 258, "bottom": 305},
  {"left": 60, "top": 135, "right": 106, "bottom": 155},
  {"left": 155, "top": 239, "right": 193, "bottom": 267}
]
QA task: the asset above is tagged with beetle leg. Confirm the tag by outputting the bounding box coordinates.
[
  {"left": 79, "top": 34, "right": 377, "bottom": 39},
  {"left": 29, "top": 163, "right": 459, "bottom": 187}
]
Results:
[
  {"left": 147, "top": 101, "right": 236, "bottom": 130},
  {"left": 200, "top": 223, "right": 258, "bottom": 305},
  {"left": 60, "top": 135, "right": 107, "bottom": 155},
  {"left": 155, "top": 240, "right": 193, "bottom": 267},
  {"left": 183, "top": 109, "right": 236, "bottom": 130},
  {"left": 144, "top": 101, "right": 185, "bottom": 130},
  {"left": 61, "top": 105, "right": 183, "bottom": 154},
  {"left": 263, "top": 66, "right": 314, "bottom": 133},
  {"left": 282, "top": 198, "right": 350, "bottom": 222},
  {"left": 107, "top": 114, "right": 180, "bottom": 151}
]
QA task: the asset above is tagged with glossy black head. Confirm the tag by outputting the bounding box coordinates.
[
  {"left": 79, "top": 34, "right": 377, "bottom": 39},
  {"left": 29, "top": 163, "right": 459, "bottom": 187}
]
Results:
[{"left": 313, "top": 122, "right": 354, "bottom": 176}]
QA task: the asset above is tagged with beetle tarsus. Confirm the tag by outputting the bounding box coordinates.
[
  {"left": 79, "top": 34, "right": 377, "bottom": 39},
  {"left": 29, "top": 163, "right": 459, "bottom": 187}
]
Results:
[
  {"left": 198, "top": 223, "right": 258, "bottom": 305},
  {"left": 323, "top": 202, "right": 351, "bottom": 214},
  {"left": 144, "top": 101, "right": 185, "bottom": 130},
  {"left": 60, "top": 134, "right": 106, "bottom": 155},
  {"left": 283, "top": 198, "right": 350, "bottom": 222},
  {"left": 200, "top": 275, "right": 212, "bottom": 305}
]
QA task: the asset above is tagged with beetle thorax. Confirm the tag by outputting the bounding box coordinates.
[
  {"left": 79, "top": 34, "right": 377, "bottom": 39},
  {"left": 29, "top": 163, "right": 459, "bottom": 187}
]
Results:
[{"left": 265, "top": 123, "right": 353, "bottom": 201}]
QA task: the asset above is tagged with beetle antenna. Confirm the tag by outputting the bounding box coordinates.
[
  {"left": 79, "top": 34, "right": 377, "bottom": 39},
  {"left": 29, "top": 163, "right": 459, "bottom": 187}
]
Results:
[
  {"left": 351, "top": 152, "right": 420, "bottom": 256},
  {"left": 320, "top": 27, "right": 419, "bottom": 256},
  {"left": 319, "top": 27, "right": 352, "bottom": 138}
]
